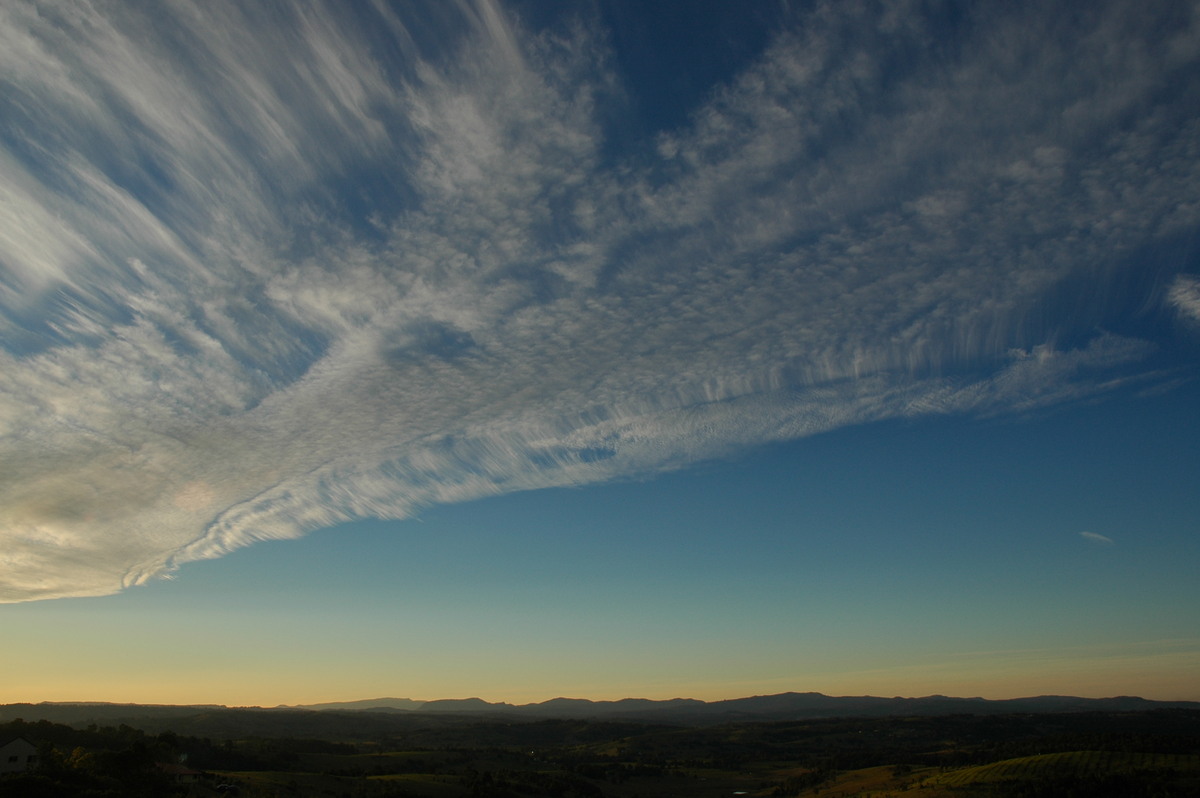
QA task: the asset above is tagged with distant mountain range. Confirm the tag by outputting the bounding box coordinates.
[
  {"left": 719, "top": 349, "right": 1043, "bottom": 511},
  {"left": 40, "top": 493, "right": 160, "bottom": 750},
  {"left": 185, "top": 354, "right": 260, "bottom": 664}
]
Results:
[
  {"left": 5, "top": 692, "right": 1197, "bottom": 729},
  {"left": 281, "top": 692, "right": 1200, "bottom": 721}
]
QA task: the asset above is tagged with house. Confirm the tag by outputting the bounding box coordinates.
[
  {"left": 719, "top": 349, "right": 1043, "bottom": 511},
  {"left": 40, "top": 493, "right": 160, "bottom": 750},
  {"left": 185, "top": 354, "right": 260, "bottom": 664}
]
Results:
[
  {"left": 0, "top": 737, "right": 38, "bottom": 775},
  {"left": 157, "top": 762, "right": 203, "bottom": 784}
]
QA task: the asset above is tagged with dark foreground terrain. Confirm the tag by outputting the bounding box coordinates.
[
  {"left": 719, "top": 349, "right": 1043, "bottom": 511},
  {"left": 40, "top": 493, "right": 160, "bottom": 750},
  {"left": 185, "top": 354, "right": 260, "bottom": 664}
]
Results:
[{"left": 2, "top": 707, "right": 1198, "bottom": 797}]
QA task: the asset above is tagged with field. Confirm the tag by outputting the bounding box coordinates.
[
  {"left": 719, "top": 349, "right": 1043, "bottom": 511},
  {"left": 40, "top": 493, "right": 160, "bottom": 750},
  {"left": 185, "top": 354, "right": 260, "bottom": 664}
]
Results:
[
  {"left": 3, "top": 709, "right": 1199, "bottom": 797},
  {"left": 198, "top": 749, "right": 1200, "bottom": 798},
  {"left": 774, "top": 750, "right": 1200, "bottom": 797}
]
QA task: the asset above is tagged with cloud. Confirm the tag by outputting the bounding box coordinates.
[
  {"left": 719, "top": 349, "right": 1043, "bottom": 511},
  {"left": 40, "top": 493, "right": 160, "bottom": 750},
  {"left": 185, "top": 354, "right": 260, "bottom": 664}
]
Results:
[
  {"left": 1169, "top": 275, "right": 1200, "bottom": 324},
  {"left": 1, "top": 1, "right": 1198, "bottom": 601},
  {"left": 1080, "top": 532, "right": 1116, "bottom": 546}
]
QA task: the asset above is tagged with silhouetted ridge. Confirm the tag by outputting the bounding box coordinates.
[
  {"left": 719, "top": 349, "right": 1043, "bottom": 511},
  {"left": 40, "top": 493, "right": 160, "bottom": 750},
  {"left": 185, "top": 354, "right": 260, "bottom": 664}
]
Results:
[{"left": 4, "top": 693, "right": 1196, "bottom": 728}]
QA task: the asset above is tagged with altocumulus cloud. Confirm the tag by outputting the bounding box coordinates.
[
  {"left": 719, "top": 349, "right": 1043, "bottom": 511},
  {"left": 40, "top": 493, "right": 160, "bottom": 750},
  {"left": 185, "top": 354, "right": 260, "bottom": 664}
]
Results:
[{"left": 2, "top": 1, "right": 1199, "bottom": 601}]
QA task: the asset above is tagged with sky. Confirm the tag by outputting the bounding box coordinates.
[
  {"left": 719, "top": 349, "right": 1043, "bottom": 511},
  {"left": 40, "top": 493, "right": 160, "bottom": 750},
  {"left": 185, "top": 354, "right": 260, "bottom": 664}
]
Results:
[{"left": 1, "top": 0, "right": 1199, "bottom": 706}]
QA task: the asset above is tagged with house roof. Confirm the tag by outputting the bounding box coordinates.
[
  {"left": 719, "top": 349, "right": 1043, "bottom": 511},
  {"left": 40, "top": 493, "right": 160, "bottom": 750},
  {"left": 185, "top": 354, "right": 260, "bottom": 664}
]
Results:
[
  {"left": 0, "top": 736, "right": 37, "bottom": 749},
  {"left": 156, "top": 762, "right": 202, "bottom": 776}
]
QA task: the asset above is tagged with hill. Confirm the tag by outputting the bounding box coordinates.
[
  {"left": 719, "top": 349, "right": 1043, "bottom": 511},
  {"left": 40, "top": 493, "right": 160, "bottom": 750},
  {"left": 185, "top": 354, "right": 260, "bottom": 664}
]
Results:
[{"left": 3, "top": 692, "right": 1197, "bottom": 730}]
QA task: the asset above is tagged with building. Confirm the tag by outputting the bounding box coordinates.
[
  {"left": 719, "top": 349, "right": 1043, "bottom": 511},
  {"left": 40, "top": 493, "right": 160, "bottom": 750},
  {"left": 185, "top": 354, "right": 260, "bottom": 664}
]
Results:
[
  {"left": 157, "top": 762, "right": 203, "bottom": 784},
  {"left": 0, "top": 737, "right": 38, "bottom": 775}
]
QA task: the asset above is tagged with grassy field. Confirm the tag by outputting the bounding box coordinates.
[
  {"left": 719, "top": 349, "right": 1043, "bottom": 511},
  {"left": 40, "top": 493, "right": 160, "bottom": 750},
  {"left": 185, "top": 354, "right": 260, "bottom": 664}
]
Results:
[
  {"left": 7, "top": 710, "right": 1199, "bottom": 797},
  {"left": 929, "top": 750, "right": 1200, "bottom": 786},
  {"left": 206, "top": 750, "right": 1200, "bottom": 798},
  {"left": 773, "top": 751, "right": 1200, "bottom": 797},
  {"left": 920, "top": 750, "right": 1200, "bottom": 795}
]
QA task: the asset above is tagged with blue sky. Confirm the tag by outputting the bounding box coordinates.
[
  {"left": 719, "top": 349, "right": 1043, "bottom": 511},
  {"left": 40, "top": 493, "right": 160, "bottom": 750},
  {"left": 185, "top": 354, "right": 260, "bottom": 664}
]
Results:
[{"left": 1, "top": 0, "right": 1199, "bottom": 705}]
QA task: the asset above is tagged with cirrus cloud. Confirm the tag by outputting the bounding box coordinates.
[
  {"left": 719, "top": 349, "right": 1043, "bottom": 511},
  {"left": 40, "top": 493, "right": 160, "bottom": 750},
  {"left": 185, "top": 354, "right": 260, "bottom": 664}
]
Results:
[{"left": 1, "top": 0, "right": 1199, "bottom": 601}]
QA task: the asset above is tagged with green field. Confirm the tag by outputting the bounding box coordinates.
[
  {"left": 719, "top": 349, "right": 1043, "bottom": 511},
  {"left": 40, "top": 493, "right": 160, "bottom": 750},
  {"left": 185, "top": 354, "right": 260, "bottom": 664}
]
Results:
[
  {"left": 930, "top": 750, "right": 1200, "bottom": 786},
  {"left": 779, "top": 750, "right": 1200, "bottom": 798},
  {"left": 4, "top": 710, "right": 1200, "bottom": 797}
]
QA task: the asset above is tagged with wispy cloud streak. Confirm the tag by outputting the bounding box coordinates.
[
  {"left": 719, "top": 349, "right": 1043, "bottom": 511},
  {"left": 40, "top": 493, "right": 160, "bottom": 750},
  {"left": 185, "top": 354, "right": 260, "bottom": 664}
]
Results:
[
  {"left": 1, "top": 1, "right": 1198, "bottom": 600},
  {"left": 1169, "top": 275, "right": 1200, "bottom": 324}
]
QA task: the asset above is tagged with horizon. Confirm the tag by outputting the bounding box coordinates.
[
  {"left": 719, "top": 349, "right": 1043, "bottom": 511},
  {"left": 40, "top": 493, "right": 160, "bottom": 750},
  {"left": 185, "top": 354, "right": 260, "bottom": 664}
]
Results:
[
  {"left": 10, "top": 671, "right": 1200, "bottom": 709},
  {"left": 12, "top": 688, "right": 1200, "bottom": 711},
  {"left": 2, "top": 0, "right": 1199, "bottom": 709}
]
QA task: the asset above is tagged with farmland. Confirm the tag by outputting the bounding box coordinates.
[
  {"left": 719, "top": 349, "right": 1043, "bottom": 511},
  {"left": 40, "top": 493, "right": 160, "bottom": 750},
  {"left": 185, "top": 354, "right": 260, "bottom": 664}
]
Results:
[{"left": 2, "top": 709, "right": 1198, "bottom": 797}]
